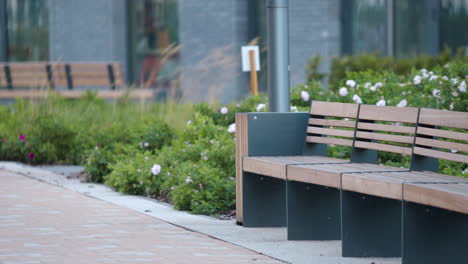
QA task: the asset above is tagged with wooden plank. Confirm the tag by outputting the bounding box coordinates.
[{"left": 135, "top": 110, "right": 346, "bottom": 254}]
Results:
[
  {"left": 356, "top": 131, "right": 414, "bottom": 144},
  {"left": 358, "top": 122, "right": 415, "bottom": 134},
  {"left": 342, "top": 170, "right": 467, "bottom": 200},
  {"left": 359, "top": 105, "right": 419, "bottom": 123},
  {"left": 242, "top": 157, "right": 287, "bottom": 179},
  {"left": 416, "top": 127, "right": 468, "bottom": 142},
  {"left": 419, "top": 108, "right": 468, "bottom": 130},
  {"left": 404, "top": 183, "right": 468, "bottom": 214},
  {"left": 287, "top": 164, "right": 341, "bottom": 188},
  {"left": 307, "top": 127, "right": 354, "bottom": 138},
  {"left": 354, "top": 141, "right": 413, "bottom": 155},
  {"left": 310, "top": 101, "right": 358, "bottom": 118},
  {"left": 235, "top": 113, "right": 249, "bottom": 224},
  {"left": 309, "top": 118, "right": 356, "bottom": 128},
  {"left": 0, "top": 89, "right": 154, "bottom": 99},
  {"left": 413, "top": 147, "right": 468, "bottom": 163},
  {"left": 415, "top": 138, "right": 468, "bottom": 152},
  {"left": 68, "top": 79, "right": 111, "bottom": 86},
  {"left": 306, "top": 136, "right": 353, "bottom": 147},
  {"left": 342, "top": 173, "right": 404, "bottom": 200}
]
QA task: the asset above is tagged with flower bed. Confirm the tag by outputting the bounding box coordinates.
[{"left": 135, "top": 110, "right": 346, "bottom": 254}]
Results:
[{"left": 0, "top": 60, "right": 466, "bottom": 217}]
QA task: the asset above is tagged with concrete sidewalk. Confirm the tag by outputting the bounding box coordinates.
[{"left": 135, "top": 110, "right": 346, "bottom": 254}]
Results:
[
  {"left": 0, "top": 163, "right": 400, "bottom": 264},
  {"left": 0, "top": 169, "right": 281, "bottom": 264}
]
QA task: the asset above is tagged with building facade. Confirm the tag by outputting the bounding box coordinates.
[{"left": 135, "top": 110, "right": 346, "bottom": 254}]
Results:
[{"left": 0, "top": 0, "right": 467, "bottom": 103}]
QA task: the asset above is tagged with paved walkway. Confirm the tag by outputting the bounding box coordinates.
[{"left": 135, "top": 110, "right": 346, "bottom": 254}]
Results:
[{"left": 0, "top": 170, "right": 282, "bottom": 264}]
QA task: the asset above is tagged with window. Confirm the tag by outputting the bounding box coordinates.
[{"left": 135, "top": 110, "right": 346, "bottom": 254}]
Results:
[
  {"left": 6, "top": 0, "right": 49, "bottom": 61},
  {"left": 128, "top": 0, "right": 179, "bottom": 88}
]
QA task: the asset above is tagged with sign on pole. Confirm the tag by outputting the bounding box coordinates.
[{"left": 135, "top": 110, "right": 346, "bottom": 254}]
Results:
[{"left": 241, "top": 46, "right": 260, "bottom": 96}]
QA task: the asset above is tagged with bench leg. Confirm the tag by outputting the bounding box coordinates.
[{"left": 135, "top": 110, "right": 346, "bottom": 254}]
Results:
[
  {"left": 287, "top": 180, "right": 341, "bottom": 240},
  {"left": 341, "top": 190, "right": 401, "bottom": 257},
  {"left": 242, "top": 172, "right": 286, "bottom": 227},
  {"left": 402, "top": 201, "right": 468, "bottom": 264}
]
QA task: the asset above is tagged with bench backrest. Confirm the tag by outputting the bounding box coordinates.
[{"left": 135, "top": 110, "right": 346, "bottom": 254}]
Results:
[
  {"left": 354, "top": 105, "right": 419, "bottom": 156},
  {"left": 307, "top": 101, "right": 359, "bottom": 148},
  {"left": 0, "top": 62, "right": 125, "bottom": 89},
  {"left": 0, "top": 62, "right": 51, "bottom": 88},
  {"left": 413, "top": 108, "right": 468, "bottom": 164}
]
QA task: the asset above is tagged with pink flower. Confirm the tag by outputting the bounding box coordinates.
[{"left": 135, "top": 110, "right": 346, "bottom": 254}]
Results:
[
  {"left": 1, "top": 138, "right": 6, "bottom": 142},
  {"left": 19, "top": 134, "right": 26, "bottom": 141},
  {"left": 28, "top": 152, "right": 35, "bottom": 160}
]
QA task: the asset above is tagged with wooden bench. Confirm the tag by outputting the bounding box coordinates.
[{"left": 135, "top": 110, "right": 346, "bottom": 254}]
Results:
[
  {"left": 236, "top": 102, "right": 468, "bottom": 261},
  {"left": 0, "top": 62, "right": 153, "bottom": 99}
]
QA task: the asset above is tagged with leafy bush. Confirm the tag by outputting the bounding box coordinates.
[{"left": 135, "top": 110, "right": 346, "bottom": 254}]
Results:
[{"left": 306, "top": 47, "right": 467, "bottom": 91}]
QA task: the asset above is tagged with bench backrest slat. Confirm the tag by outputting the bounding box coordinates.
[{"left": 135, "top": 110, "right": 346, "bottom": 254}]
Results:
[
  {"left": 306, "top": 101, "right": 359, "bottom": 148},
  {"left": 354, "top": 105, "right": 419, "bottom": 155},
  {"left": 2, "top": 62, "right": 50, "bottom": 87},
  {"left": 413, "top": 108, "right": 468, "bottom": 164}
]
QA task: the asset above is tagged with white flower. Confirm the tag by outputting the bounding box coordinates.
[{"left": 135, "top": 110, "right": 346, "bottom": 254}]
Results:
[
  {"left": 397, "top": 99, "right": 408, "bottom": 108},
  {"left": 442, "top": 76, "right": 448, "bottom": 81},
  {"left": 186, "top": 120, "right": 192, "bottom": 125},
  {"left": 458, "top": 81, "right": 466, "bottom": 92},
  {"left": 339, "top": 87, "right": 348, "bottom": 96},
  {"left": 376, "top": 99, "right": 386, "bottom": 106},
  {"left": 450, "top": 103, "right": 454, "bottom": 110},
  {"left": 95, "top": 146, "right": 99, "bottom": 151},
  {"left": 370, "top": 85, "right": 377, "bottom": 92},
  {"left": 374, "top": 82, "right": 383, "bottom": 88},
  {"left": 220, "top": 107, "right": 228, "bottom": 114},
  {"left": 300, "top": 91, "right": 310, "bottom": 102},
  {"left": 399, "top": 83, "right": 406, "bottom": 87},
  {"left": 139, "top": 142, "right": 144, "bottom": 148},
  {"left": 144, "top": 142, "right": 149, "bottom": 147},
  {"left": 422, "top": 72, "right": 429, "bottom": 78},
  {"left": 432, "top": 89, "right": 441, "bottom": 98},
  {"left": 170, "top": 186, "right": 175, "bottom": 190},
  {"left": 151, "top": 164, "right": 161, "bottom": 176},
  {"left": 452, "top": 91, "right": 458, "bottom": 97},
  {"left": 145, "top": 156, "right": 149, "bottom": 161},
  {"left": 413, "top": 75, "right": 422, "bottom": 85},
  {"left": 352, "top": 94, "right": 362, "bottom": 104},
  {"left": 137, "top": 169, "right": 142, "bottom": 173},
  {"left": 451, "top": 78, "right": 459, "bottom": 85},
  {"left": 346, "top": 80, "right": 356, "bottom": 88},
  {"left": 185, "top": 177, "right": 193, "bottom": 184},
  {"left": 429, "top": 75, "right": 438, "bottom": 81},
  {"left": 421, "top": 68, "right": 427, "bottom": 73},
  {"left": 227, "top": 123, "right": 236, "bottom": 134},
  {"left": 364, "top": 82, "right": 371, "bottom": 89},
  {"left": 256, "top": 104, "right": 266, "bottom": 112},
  {"left": 451, "top": 149, "right": 458, "bottom": 153},
  {"left": 290, "top": 106, "right": 298, "bottom": 112}
]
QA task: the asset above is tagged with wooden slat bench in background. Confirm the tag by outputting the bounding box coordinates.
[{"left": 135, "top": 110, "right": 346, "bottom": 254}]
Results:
[
  {"left": 0, "top": 62, "right": 154, "bottom": 100},
  {"left": 236, "top": 102, "right": 468, "bottom": 262}
]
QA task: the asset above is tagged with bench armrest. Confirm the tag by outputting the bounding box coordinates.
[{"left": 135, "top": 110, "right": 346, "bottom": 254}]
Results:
[{"left": 236, "top": 112, "right": 309, "bottom": 157}]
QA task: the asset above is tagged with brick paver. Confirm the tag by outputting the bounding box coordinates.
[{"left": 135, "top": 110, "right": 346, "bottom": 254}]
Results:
[{"left": 0, "top": 170, "right": 282, "bottom": 264}]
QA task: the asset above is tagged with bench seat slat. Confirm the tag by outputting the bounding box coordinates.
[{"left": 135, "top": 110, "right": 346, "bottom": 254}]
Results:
[
  {"left": 354, "top": 141, "right": 413, "bottom": 155},
  {"left": 356, "top": 131, "right": 414, "bottom": 144},
  {"left": 287, "top": 163, "right": 406, "bottom": 189},
  {"left": 413, "top": 147, "right": 468, "bottom": 163},
  {"left": 342, "top": 171, "right": 467, "bottom": 200},
  {"left": 243, "top": 156, "right": 347, "bottom": 179},
  {"left": 307, "top": 127, "right": 354, "bottom": 138},
  {"left": 306, "top": 136, "right": 353, "bottom": 147},
  {"left": 403, "top": 183, "right": 468, "bottom": 214},
  {"left": 417, "top": 127, "right": 468, "bottom": 141},
  {"left": 357, "top": 122, "right": 415, "bottom": 134},
  {"left": 415, "top": 138, "right": 468, "bottom": 152}
]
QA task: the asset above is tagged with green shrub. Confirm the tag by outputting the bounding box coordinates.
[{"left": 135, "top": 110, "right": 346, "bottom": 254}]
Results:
[{"left": 306, "top": 47, "right": 467, "bottom": 91}]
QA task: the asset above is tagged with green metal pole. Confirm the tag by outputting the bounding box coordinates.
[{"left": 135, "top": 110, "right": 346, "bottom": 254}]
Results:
[{"left": 267, "top": 0, "right": 290, "bottom": 112}]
